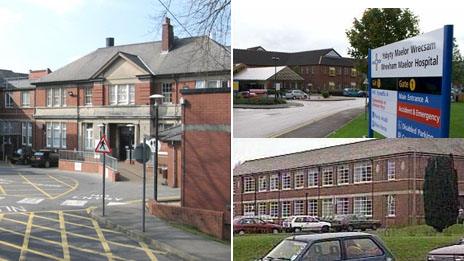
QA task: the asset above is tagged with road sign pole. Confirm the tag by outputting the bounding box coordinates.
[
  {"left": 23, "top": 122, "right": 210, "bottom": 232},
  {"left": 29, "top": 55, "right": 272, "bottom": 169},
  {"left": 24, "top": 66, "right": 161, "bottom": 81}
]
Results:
[
  {"left": 142, "top": 137, "right": 146, "bottom": 232},
  {"left": 441, "top": 24, "right": 453, "bottom": 137},
  {"left": 154, "top": 104, "right": 158, "bottom": 202},
  {"left": 367, "top": 49, "right": 373, "bottom": 138},
  {"left": 102, "top": 153, "right": 106, "bottom": 216}
]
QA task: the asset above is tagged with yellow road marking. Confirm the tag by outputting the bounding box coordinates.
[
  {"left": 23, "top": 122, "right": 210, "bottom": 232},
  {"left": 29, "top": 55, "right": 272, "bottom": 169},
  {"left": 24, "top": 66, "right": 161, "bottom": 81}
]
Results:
[
  {"left": 0, "top": 239, "right": 62, "bottom": 261},
  {"left": 139, "top": 241, "right": 158, "bottom": 261},
  {"left": 47, "top": 175, "right": 74, "bottom": 188},
  {"left": 63, "top": 211, "right": 94, "bottom": 221},
  {"left": 19, "top": 174, "right": 53, "bottom": 199},
  {"left": 0, "top": 184, "right": 6, "bottom": 195},
  {"left": 58, "top": 211, "right": 70, "bottom": 260},
  {"left": 92, "top": 219, "right": 114, "bottom": 260},
  {"left": 19, "top": 212, "right": 34, "bottom": 261}
]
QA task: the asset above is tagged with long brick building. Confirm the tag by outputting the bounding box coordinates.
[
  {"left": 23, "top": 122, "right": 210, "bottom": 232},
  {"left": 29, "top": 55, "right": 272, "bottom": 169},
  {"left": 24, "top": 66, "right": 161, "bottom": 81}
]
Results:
[
  {"left": 233, "top": 139, "right": 464, "bottom": 227},
  {"left": 233, "top": 47, "right": 364, "bottom": 94}
]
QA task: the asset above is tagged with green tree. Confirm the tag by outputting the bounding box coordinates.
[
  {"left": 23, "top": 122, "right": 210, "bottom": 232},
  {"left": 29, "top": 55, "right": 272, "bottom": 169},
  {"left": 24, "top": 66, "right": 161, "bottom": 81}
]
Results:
[
  {"left": 346, "top": 8, "right": 420, "bottom": 74},
  {"left": 423, "top": 155, "right": 459, "bottom": 232},
  {"left": 453, "top": 38, "right": 464, "bottom": 86}
]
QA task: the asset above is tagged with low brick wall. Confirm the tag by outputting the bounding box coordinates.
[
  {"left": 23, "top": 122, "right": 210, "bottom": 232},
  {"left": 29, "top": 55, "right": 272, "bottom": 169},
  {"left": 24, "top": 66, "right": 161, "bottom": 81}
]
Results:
[
  {"left": 59, "top": 160, "right": 120, "bottom": 182},
  {"left": 148, "top": 199, "right": 229, "bottom": 240}
]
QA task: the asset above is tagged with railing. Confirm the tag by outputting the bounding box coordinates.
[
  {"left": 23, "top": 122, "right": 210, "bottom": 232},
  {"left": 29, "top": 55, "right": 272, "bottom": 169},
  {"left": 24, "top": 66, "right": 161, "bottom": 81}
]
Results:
[{"left": 59, "top": 150, "right": 118, "bottom": 171}]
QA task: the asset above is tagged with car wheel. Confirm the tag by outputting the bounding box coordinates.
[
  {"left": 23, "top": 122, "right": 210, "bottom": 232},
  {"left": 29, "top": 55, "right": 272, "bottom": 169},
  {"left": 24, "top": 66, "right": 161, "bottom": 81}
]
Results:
[
  {"left": 347, "top": 225, "right": 354, "bottom": 232},
  {"left": 272, "top": 229, "right": 279, "bottom": 234},
  {"left": 294, "top": 227, "right": 302, "bottom": 233},
  {"left": 321, "top": 226, "right": 329, "bottom": 233},
  {"left": 45, "top": 161, "right": 50, "bottom": 168},
  {"left": 238, "top": 230, "right": 245, "bottom": 235}
]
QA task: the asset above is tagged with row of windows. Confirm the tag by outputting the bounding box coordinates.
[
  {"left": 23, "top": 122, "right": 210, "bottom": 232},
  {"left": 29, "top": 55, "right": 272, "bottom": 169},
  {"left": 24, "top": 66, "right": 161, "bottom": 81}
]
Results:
[
  {"left": 242, "top": 195, "right": 396, "bottom": 218},
  {"left": 3, "top": 91, "right": 31, "bottom": 108},
  {"left": 240, "top": 161, "right": 397, "bottom": 193},
  {"left": 300, "top": 66, "right": 357, "bottom": 77}
]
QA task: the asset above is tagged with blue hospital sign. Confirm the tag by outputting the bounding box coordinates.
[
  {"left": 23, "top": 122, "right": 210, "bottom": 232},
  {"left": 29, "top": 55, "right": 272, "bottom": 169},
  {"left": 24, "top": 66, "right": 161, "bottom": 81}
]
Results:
[{"left": 368, "top": 25, "right": 453, "bottom": 138}]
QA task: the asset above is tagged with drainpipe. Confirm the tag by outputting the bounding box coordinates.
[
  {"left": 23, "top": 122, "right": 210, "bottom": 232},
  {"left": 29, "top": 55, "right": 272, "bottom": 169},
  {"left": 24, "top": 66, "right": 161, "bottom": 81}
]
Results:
[{"left": 76, "top": 85, "right": 80, "bottom": 151}]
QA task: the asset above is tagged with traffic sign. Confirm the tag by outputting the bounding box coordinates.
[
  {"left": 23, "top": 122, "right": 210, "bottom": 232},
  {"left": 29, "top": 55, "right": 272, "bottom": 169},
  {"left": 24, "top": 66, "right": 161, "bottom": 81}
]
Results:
[
  {"left": 134, "top": 143, "right": 151, "bottom": 164},
  {"left": 95, "top": 135, "right": 112, "bottom": 154}
]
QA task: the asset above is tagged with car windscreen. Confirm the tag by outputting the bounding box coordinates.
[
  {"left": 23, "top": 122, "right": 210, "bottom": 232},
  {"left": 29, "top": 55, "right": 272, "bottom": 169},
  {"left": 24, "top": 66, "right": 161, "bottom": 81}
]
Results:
[
  {"left": 263, "top": 239, "right": 307, "bottom": 261},
  {"left": 34, "top": 152, "right": 45, "bottom": 156}
]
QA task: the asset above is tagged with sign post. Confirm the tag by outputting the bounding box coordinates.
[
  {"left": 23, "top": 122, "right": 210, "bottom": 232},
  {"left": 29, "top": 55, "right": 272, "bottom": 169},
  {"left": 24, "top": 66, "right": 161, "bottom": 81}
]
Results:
[
  {"left": 134, "top": 139, "right": 152, "bottom": 232},
  {"left": 95, "top": 133, "right": 112, "bottom": 216},
  {"left": 368, "top": 25, "right": 453, "bottom": 138}
]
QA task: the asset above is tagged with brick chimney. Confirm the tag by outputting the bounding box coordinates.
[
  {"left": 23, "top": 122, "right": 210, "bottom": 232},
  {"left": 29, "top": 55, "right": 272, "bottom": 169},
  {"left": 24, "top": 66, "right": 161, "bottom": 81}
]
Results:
[
  {"left": 162, "top": 17, "right": 174, "bottom": 53},
  {"left": 29, "top": 68, "right": 51, "bottom": 80}
]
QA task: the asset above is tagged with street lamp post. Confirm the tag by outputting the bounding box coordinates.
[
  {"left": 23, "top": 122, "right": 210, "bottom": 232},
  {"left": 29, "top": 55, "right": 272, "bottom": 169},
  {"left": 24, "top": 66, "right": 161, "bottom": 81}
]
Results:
[
  {"left": 126, "top": 124, "right": 134, "bottom": 164},
  {"left": 272, "top": 56, "right": 280, "bottom": 101},
  {"left": 149, "top": 94, "right": 164, "bottom": 202}
]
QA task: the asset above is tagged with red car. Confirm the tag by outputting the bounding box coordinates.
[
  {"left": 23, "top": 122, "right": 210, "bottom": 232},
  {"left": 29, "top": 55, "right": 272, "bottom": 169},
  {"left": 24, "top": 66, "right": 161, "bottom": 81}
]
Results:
[{"left": 233, "top": 217, "right": 282, "bottom": 235}]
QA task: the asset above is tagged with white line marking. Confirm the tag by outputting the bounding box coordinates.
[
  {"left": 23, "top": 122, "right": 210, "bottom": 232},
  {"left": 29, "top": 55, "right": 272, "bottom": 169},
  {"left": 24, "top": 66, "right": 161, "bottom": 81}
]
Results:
[
  {"left": 107, "top": 202, "right": 128, "bottom": 206},
  {"left": 61, "top": 200, "right": 88, "bottom": 207},
  {"left": 17, "top": 198, "right": 45, "bottom": 204}
]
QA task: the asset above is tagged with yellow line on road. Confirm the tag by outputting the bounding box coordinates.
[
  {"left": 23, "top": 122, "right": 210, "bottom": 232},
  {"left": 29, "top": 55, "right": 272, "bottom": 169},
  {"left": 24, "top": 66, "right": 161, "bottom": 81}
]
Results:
[
  {"left": 19, "top": 212, "right": 34, "bottom": 261},
  {"left": 19, "top": 174, "right": 53, "bottom": 199},
  {"left": 47, "top": 174, "right": 74, "bottom": 188},
  {"left": 63, "top": 211, "right": 94, "bottom": 221},
  {"left": 139, "top": 241, "right": 158, "bottom": 261},
  {"left": 0, "top": 239, "right": 62, "bottom": 261},
  {"left": 92, "top": 219, "right": 114, "bottom": 260},
  {"left": 0, "top": 184, "right": 6, "bottom": 195},
  {"left": 50, "top": 178, "right": 79, "bottom": 200},
  {"left": 58, "top": 211, "right": 70, "bottom": 260}
]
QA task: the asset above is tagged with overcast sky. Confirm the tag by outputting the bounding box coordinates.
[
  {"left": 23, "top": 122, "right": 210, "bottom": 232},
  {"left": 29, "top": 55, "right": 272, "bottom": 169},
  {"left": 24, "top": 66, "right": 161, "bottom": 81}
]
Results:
[
  {"left": 233, "top": 139, "right": 369, "bottom": 167},
  {"left": 233, "top": 0, "right": 464, "bottom": 57}
]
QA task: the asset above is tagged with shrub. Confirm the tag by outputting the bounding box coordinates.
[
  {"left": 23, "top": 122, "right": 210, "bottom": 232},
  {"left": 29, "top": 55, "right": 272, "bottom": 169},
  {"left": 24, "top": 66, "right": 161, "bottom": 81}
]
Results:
[
  {"left": 321, "top": 91, "right": 330, "bottom": 98},
  {"left": 234, "top": 96, "right": 287, "bottom": 105}
]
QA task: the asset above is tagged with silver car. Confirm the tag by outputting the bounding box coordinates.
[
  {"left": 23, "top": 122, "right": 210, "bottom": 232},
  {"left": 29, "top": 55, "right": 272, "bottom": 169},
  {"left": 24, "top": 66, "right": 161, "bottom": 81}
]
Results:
[{"left": 285, "top": 90, "right": 309, "bottom": 100}]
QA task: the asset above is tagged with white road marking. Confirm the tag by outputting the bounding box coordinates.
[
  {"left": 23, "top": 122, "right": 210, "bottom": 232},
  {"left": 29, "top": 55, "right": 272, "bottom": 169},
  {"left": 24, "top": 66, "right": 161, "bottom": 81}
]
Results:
[
  {"left": 21, "top": 182, "right": 62, "bottom": 188},
  {"left": 107, "top": 202, "right": 128, "bottom": 206},
  {"left": 61, "top": 200, "right": 88, "bottom": 207},
  {"left": 0, "top": 206, "right": 27, "bottom": 212},
  {"left": 72, "top": 194, "right": 123, "bottom": 201},
  {"left": 17, "top": 198, "right": 45, "bottom": 204}
]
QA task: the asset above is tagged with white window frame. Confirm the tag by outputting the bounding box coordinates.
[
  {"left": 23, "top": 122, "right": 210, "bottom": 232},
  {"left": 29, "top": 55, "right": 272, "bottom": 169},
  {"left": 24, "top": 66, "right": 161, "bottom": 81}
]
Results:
[
  {"left": 337, "top": 165, "right": 350, "bottom": 185},
  {"left": 109, "top": 84, "right": 135, "bottom": 105},
  {"left": 294, "top": 170, "right": 304, "bottom": 189},
  {"left": 387, "top": 160, "right": 396, "bottom": 180},
  {"left": 21, "top": 122, "right": 32, "bottom": 146},
  {"left": 282, "top": 201, "right": 291, "bottom": 217},
  {"left": 322, "top": 167, "right": 334, "bottom": 187},
  {"left": 294, "top": 200, "right": 305, "bottom": 216},
  {"left": 308, "top": 200, "right": 318, "bottom": 216},
  {"left": 84, "top": 87, "right": 92, "bottom": 105},
  {"left": 354, "top": 196, "right": 372, "bottom": 217},
  {"left": 195, "top": 80, "right": 206, "bottom": 89},
  {"left": 5, "top": 92, "right": 13, "bottom": 108},
  {"left": 270, "top": 174, "right": 279, "bottom": 191},
  {"left": 46, "top": 122, "right": 66, "bottom": 149},
  {"left": 270, "top": 202, "right": 279, "bottom": 217},
  {"left": 243, "top": 177, "right": 255, "bottom": 193},
  {"left": 354, "top": 162, "right": 372, "bottom": 183},
  {"left": 282, "top": 172, "right": 291, "bottom": 190},
  {"left": 258, "top": 202, "right": 267, "bottom": 216},
  {"left": 84, "top": 123, "right": 93, "bottom": 151},
  {"left": 336, "top": 198, "right": 349, "bottom": 215},
  {"left": 387, "top": 195, "right": 396, "bottom": 217},
  {"left": 21, "top": 91, "right": 30, "bottom": 107},
  {"left": 258, "top": 176, "right": 268, "bottom": 192},
  {"left": 321, "top": 198, "right": 334, "bottom": 218},
  {"left": 161, "top": 82, "right": 173, "bottom": 103},
  {"left": 243, "top": 203, "right": 254, "bottom": 216},
  {"left": 307, "top": 168, "right": 318, "bottom": 187}
]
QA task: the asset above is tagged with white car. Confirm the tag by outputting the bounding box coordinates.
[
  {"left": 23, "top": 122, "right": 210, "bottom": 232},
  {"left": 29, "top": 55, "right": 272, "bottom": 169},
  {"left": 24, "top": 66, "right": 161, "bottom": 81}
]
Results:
[
  {"left": 285, "top": 90, "right": 309, "bottom": 100},
  {"left": 283, "top": 216, "right": 331, "bottom": 233}
]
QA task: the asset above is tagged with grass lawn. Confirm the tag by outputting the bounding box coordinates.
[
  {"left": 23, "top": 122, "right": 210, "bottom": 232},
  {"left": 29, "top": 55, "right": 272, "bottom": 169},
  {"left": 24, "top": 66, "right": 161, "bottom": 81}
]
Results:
[
  {"left": 327, "top": 102, "right": 464, "bottom": 138},
  {"left": 233, "top": 225, "right": 464, "bottom": 261}
]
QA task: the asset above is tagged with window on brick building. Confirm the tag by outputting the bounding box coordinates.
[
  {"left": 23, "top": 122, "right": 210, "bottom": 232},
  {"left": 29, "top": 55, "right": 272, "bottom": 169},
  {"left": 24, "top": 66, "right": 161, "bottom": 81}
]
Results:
[
  {"left": 233, "top": 179, "right": 237, "bottom": 195},
  {"left": 259, "top": 176, "right": 268, "bottom": 192},
  {"left": 354, "top": 196, "right": 372, "bottom": 217},
  {"left": 282, "top": 172, "right": 291, "bottom": 189},
  {"left": 84, "top": 123, "right": 93, "bottom": 151},
  {"left": 21, "top": 122, "right": 32, "bottom": 146},
  {"left": 354, "top": 162, "right": 372, "bottom": 183},
  {"left": 351, "top": 68, "right": 357, "bottom": 77},
  {"left": 243, "top": 177, "right": 255, "bottom": 193},
  {"left": 270, "top": 174, "right": 279, "bottom": 191},
  {"left": 387, "top": 195, "right": 396, "bottom": 217},
  {"left": 109, "top": 84, "right": 135, "bottom": 105},
  {"left": 329, "top": 67, "right": 336, "bottom": 76},
  {"left": 282, "top": 201, "right": 291, "bottom": 217},
  {"left": 336, "top": 198, "right": 349, "bottom": 215},
  {"left": 46, "top": 88, "right": 66, "bottom": 107},
  {"left": 195, "top": 80, "right": 205, "bottom": 88},
  {"left": 311, "top": 66, "right": 314, "bottom": 75},
  {"left": 337, "top": 165, "right": 350, "bottom": 185},
  {"left": 243, "top": 203, "right": 254, "bottom": 216},
  {"left": 294, "top": 200, "right": 305, "bottom": 215},
  {"left": 21, "top": 91, "right": 30, "bottom": 107},
  {"left": 46, "top": 122, "right": 66, "bottom": 149},
  {"left": 321, "top": 198, "right": 334, "bottom": 218},
  {"left": 161, "top": 83, "right": 172, "bottom": 103},
  {"left": 387, "top": 160, "right": 396, "bottom": 180},
  {"left": 258, "top": 202, "right": 267, "bottom": 216},
  {"left": 84, "top": 88, "right": 92, "bottom": 105},
  {"left": 307, "top": 168, "right": 318, "bottom": 187},
  {"left": 308, "top": 200, "right": 318, "bottom": 216},
  {"left": 270, "top": 202, "right": 279, "bottom": 217},
  {"left": 322, "top": 167, "right": 334, "bottom": 186},
  {"left": 207, "top": 80, "right": 228, "bottom": 88},
  {"left": 337, "top": 67, "right": 342, "bottom": 75},
  {"left": 5, "top": 92, "right": 13, "bottom": 108},
  {"left": 329, "top": 82, "right": 335, "bottom": 90},
  {"left": 294, "top": 170, "right": 304, "bottom": 189}
]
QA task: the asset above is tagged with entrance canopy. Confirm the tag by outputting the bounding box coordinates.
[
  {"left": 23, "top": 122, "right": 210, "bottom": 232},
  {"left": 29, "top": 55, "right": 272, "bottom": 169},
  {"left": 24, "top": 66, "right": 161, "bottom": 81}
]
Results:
[{"left": 233, "top": 65, "right": 304, "bottom": 81}]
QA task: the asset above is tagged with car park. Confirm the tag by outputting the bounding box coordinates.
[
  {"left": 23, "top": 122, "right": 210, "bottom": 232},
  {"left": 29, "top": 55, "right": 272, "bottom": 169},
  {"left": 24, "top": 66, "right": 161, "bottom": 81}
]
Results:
[
  {"left": 282, "top": 215, "right": 331, "bottom": 233},
  {"left": 30, "top": 150, "right": 59, "bottom": 168},
  {"left": 233, "top": 217, "right": 282, "bottom": 235},
  {"left": 260, "top": 232, "right": 395, "bottom": 261},
  {"left": 10, "top": 147, "right": 34, "bottom": 165},
  {"left": 330, "top": 214, "right": 381, "bottom": 232},
  {"left": 427, "top": 241, "right": 464, "bottom": 261},
  {"left": 285, "top": 89, "right": 309, "bottom": 100}
]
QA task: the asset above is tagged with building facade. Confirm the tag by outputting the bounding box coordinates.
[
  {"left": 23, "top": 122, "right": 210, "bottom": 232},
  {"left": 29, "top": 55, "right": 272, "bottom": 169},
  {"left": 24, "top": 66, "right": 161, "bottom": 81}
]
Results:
[
  {"left": 233, "top": 47, "right": 364, "bottom": 93},
  {"left": 233, "top": 139, "right": 464, "bottom": 227}
]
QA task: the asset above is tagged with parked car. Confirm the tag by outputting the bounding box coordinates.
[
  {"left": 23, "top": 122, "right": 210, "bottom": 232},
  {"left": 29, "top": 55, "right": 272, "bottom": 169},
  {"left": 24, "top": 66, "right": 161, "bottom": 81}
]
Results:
[
  {"left": 330, "top": 214, "right": 381, "bottom": 232},
  {"left": 30, "top": 150, "right": 59, "bottom": 168},
  {"left": 233, "top": 217, "right": 282, "bottom": 235},
  {"left": 10, "top": 147, "right": 34, "bottom": 165},
  {"left": 260, "top": 232, "right": 395, "bottom": 261},
  {"left": 238, "top": 91, "right": 257, "bottom": 98},
  {"left": 282, "top": 215, "right": 331, "bottom": 233},
  {"left": 285, "top": 89, "right": 309, "bottom": 100},
  {"left": 357, "top": 90, "right": 367, "bottom": 97},
  {"left": 427, "top": 242, "right": 464, "bottom": 261},
  {"left": 343, "top": 88, "right": 360, "bottom": 97}
]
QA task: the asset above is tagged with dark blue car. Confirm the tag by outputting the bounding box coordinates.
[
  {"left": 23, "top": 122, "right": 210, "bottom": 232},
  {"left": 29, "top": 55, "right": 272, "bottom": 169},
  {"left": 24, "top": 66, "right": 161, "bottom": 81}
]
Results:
[{"left": 260, "top": 232, "right": 395, "bottom": 261}]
